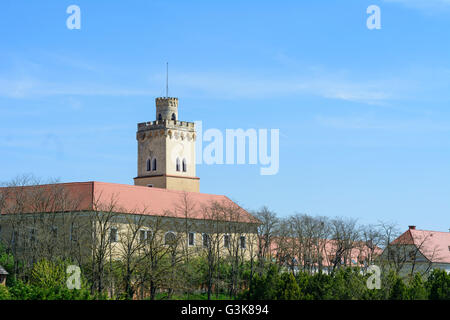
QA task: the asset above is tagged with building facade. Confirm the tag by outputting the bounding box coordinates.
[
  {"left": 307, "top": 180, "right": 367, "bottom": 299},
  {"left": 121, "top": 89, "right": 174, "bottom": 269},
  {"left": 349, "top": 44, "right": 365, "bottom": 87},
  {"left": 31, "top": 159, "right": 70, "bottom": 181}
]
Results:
[
  {"left": 0, "top": 96, "right": 260, "bottom": 265},
  {"left": 381, "top": 226, "right": 450, "bottom": 276}
]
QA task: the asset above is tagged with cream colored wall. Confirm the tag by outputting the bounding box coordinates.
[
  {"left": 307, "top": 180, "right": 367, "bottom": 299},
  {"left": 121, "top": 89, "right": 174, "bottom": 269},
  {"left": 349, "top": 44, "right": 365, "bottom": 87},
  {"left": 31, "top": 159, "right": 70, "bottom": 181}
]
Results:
[
  {"left": 134, "top": 175, "right": 167, "bottom": 188},
  {"left": 0, "top": 213, "right": 259, "bottom": 262},
  {"left": 165, "top": 133, "right": 196, "bottom": 177},
  {"left": 166, "top": 176, "right": 199, "bottom": 192},
  {"left": 98, "top": 215, "right": 258, "bottom": 260},
  {"left": 137, "top": 131, "right": 167, "bottom": 178},
  {"left": 0, "top": 213, "right": 93, "bottom": 260}
]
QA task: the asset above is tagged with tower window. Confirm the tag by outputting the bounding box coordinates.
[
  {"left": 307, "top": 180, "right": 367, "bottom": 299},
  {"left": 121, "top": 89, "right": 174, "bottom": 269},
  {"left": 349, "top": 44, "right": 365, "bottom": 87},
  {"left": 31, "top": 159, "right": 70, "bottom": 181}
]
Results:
[
  {"left": 146, "top": 159, "right": 151, "bottom": 172},
  {"left": 182, "top": 158, "right": 187, "bottom": 172},
  {"left": 158, "top": 114, "right": 162, "bottom": 121},
  {"left": 171, "top": 113, "right": 176, "bottom": 121},
  {"left": 176, "top": 158, "right": 181, "bottom": 172},
  {"left": 152, "top": 158, "right": 157, "bottom": 171}
]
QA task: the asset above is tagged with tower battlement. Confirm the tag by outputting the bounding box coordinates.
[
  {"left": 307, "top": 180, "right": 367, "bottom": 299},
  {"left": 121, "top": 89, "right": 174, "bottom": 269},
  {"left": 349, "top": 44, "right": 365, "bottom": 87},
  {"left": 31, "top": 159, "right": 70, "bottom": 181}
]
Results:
[
  {"left": 137, "top": 120, "right": 195, "bottom": 131},
  {"left": 155, "top": 97, "right": 179, "bottom": 121},
  {"left": 155, "top": 97, "right": 178, "bottom": 108}
]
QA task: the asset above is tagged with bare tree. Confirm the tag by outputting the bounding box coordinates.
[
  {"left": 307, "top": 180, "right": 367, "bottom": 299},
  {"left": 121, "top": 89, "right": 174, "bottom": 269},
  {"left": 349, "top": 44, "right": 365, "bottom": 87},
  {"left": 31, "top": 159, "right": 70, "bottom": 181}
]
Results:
[
  {"left": 254, "top": 206, "right": 278, "bottom": 275},
  {"left": 89, "top": 191, "right": 120, "bottom": 295},
  {"left": 328, "top": 217, "right": 361, "bottom": 271}
]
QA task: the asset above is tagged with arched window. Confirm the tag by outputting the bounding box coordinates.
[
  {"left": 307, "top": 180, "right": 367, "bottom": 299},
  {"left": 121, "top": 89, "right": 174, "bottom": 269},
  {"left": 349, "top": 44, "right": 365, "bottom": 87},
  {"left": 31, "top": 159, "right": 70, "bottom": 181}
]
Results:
[
  {"left": 176, "top": 158, "right": 180, "bottom": 172},
  {"left": 152, "top": 158, "right": 157, "bottom": 171},
  {"left": 165, "top": 232, "right": 176, "bottom": 246},
  {"left": 158, "top": 114, "right": 162, "bottom": 121},
  {"left": 182, "top": 158, "right": 187, "bottom": 172},
  {"left": 146, "top": 159, "right": 151, "bottom": 172},
  {"left": 171, "top": 113, "right": 176, "bottom": 121}
]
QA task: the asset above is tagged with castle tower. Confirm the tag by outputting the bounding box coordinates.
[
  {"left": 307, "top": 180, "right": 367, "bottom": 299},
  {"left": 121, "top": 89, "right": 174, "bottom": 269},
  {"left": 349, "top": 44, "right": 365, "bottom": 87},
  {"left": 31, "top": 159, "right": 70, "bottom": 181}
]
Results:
[{"left": 134, "top": 97, "right": 200, "bottom": 192}]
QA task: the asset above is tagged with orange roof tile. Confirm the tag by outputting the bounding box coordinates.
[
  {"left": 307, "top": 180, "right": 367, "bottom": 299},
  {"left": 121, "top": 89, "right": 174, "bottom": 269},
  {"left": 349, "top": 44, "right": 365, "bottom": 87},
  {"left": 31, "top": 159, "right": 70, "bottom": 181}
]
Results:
[
  {"left": 0, "top": 181, "right": 259, "bottom": 224},
  {"left": 391, "top": 228, "right": 450, "bottom": 264}
]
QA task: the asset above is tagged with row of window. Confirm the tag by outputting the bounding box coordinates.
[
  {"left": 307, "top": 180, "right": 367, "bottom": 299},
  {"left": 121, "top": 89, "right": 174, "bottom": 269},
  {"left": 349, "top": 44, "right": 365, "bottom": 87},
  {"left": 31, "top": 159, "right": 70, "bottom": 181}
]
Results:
[
  {"left": 0, "top": 225, "right": 246, "bottom": 250},
  {"left": 110, "top": 228, "right": 246, "bottom": 249},
  {"left": 146, "top": 157, "right": 188, "bottom": 172}
]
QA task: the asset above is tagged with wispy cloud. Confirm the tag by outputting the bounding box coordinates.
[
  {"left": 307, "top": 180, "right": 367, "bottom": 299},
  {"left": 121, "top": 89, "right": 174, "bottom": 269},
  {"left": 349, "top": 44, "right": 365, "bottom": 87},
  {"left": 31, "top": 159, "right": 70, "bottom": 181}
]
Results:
[
  {"left": 315, "top": 115, "right": 450, "bottom": 132},
  {"left": 164, "top": 71, "right": 401, "bottom": 105},
  {"left": 0, "top": 76, "right": 154, "bottom": 99},
  {"left": 0, "top": 53, "right": 442, "bottom": 107},
  {"left": 0, "top": 68, "right": 400, "bottom": 105},
  {"left": 383, "top": 0, "right": 450, "bottom": 12}
]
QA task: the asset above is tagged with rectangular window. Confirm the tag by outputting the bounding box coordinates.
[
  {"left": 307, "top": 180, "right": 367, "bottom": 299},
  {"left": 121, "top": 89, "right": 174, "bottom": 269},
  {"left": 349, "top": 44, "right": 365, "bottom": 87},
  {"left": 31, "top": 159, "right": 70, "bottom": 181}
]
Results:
[
  {"left": 51, "top": 226, "right": 58, "bottom": 239},
  {"left": 140, "top": 230, "right": 147, "bottom": 243},
  {"left": 224, "top": 234, "right": 230, "bottom": 248},
  {"left": 70, "top": 223, "right": 78, "bottom": 242},
  {"left": 203, "top": 233, "right": 210, "bottom": 248},
  {"left": 12, "top": 230, "right": 17, "bottom": 246},
  {"left": 110, "top": 227, "right": 118, "bottom": 243},
  {"left": 139, "top": 230, "right": 152, "bottom": 243},
  {"left": 29, "top": 229, "right": 36, "bottom": 243},
  {"left": 240, "top": 236, "right": 246, "bottom": 249},
  {"left": 188, "top": 232, "right": 195, "bottom": 246}
]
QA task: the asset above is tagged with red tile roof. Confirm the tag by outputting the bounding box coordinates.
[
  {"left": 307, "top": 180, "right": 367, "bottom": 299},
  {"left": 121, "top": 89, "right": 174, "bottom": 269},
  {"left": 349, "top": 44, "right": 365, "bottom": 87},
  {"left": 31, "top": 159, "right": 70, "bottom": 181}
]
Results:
[
  {"left": 391, "top": 228, "right": 450, "bottom": 264},
  {"left": 268, "top": 236, "right": 382, "bottom": 268},
  {"left": 0, "top": 181, "right": 259, "bottom": 224}
]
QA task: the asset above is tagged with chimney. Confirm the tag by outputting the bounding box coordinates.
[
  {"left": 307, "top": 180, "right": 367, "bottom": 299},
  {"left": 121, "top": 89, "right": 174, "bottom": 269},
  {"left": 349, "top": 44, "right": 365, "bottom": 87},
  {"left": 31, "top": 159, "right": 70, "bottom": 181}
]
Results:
[{"left": 409, "top": 225, "right": 416, "bottom": 230}]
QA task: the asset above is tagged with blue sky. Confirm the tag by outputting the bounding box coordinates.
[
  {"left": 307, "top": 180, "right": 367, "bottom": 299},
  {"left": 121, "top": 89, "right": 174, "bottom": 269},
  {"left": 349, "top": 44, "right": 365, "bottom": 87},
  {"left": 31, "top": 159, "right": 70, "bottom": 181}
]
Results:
[{"left": 1, "top": 0, "right": 450, "bottom": 232}]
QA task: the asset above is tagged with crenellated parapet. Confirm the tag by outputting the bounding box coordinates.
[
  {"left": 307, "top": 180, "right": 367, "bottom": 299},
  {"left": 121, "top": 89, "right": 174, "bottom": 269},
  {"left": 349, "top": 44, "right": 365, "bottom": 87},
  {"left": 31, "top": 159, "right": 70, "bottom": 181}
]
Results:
[{"left": 138, "top": 120, "right": 195, "bottom": 131}]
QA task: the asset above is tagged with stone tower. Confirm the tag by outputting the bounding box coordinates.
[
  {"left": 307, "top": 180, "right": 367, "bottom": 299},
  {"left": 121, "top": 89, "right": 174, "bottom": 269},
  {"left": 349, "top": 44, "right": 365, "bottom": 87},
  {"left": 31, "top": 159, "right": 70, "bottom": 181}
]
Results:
[{"left": 134, "top": 97, "right": 200, "bottom": 192}]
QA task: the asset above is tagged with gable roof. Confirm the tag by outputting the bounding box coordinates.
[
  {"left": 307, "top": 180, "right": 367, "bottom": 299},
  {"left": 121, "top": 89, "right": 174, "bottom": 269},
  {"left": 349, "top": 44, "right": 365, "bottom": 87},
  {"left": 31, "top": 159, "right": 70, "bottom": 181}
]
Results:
[
  {"left": 391, "top": 228, "right": 450, "bottom": 264},
  {"left": 0, "top": 265, "right": 8, "bottom": 275},
  {"left": 0, "top": 181, "right": 260, "bottom": 224}
]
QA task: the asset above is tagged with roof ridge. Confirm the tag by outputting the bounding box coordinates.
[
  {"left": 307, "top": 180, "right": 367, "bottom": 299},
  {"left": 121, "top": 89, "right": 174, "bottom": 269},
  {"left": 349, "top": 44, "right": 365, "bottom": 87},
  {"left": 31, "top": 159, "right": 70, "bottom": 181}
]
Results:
[
  {"left": 411, "top": 229, "right": 450, "bottom": 234},
  {"left": 93, "top": 181, "right": 227, "bottom": 197}
]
